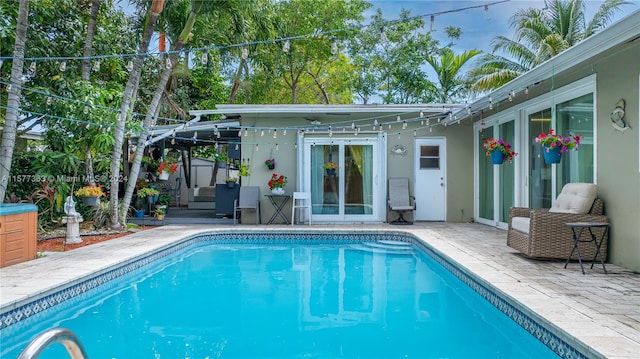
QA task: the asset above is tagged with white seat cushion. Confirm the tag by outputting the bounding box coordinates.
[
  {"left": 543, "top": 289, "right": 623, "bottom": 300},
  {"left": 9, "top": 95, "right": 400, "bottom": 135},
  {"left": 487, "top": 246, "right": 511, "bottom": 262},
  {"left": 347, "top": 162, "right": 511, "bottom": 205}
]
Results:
[
  {"left": 511, "top": 216, "right": 530, "bottom": 234},
  {"left": 549, "top": 183, "right": 598, "bottom": 214}
]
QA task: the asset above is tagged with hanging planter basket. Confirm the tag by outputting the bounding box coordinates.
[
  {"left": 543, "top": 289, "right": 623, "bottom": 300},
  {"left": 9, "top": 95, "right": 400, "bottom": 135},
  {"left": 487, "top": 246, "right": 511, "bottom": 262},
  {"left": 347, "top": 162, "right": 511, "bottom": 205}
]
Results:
[
  {"left": 543, "top": 146, "right": 562, "bottom": 164},
  {"left": 490, "top": 150, "right": 505, "bottom": 165},
  {"left": 325, "top": 168, "right": 336, "bottom": 176},
  {"left": 81, "top": 196, "right": 99, "bottom": 207},
  {"left": 158, "top": 170, "right": 170, "bottom": 180}
]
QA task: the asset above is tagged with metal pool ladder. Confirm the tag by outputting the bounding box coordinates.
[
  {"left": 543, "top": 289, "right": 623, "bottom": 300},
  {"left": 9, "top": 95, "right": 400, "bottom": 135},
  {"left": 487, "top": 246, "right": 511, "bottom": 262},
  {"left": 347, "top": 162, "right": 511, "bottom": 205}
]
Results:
[{"left": 18, "top": 328, "right": 89, "bottom": 359}]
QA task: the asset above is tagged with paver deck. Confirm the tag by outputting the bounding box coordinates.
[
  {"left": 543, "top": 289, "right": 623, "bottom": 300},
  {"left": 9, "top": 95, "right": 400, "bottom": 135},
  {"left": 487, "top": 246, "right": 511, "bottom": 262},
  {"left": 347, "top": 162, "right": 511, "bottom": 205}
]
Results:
[{"left": 1, "top": 223, "right": 638, "bottom": 358}]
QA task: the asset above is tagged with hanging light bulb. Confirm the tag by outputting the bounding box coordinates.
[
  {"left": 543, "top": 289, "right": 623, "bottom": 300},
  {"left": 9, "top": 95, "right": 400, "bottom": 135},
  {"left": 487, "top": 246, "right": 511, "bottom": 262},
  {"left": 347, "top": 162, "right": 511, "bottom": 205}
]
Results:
[
  {"left": 331, "top": 37, "right": 338, "bottom": 54},
  {"left": 29, "top": 61, "right": 36, "bottom": 73},
  {"left": 467, "top": 106, "right": 472, "bottom": 115},
  {"left": 275, "top": 143, "right": 279, "bottom": 151},
  {"left": 525, "top": 86, "right": 529, "bottom": 95},
  {"left": 273, "top": 129, "right": 277, "bottom": 139},
  {"left": 374, "top": 119, "right": 378, "bottom": 126},
  {"left": 283, "top": 129, "right": 287, "bottom": 136},
  {"left": 426, "top": 119, "right": 430, "bottom": 126},
  {"left": 235, "top": 143, "right": 239, "bottom": 150},
  {"left": 398, "top": 133, "right": 401, "bottom": 139},
  {"left": 282, "top": 40, "right": 290, "bottom": 53},
  {"left": 165, "top": 58, "right": 172, "bottom": 69},
  {"left": 6, "top": 84, "right": 11, "bottom": 91},
  {"left": 413, "top": 130, "right": 417, "bottom": 137},
  {"left": 488, "top": 96, "right": 493, "bottom": 110},
  {"left": 351, "top": 122, "right": 355, "bottom": 129},
  {"left": 396, "top": 115, "right": 401, "bottom": 122},
  {"left": 238, "top": 129, "right": 242, "bottom": 137},
  {"left": 202, "top": 50, "right": 208, "bottom": 64},
  {"left": 420, "top": 110, "right": 424, "bottom": 118},
  {"left": 255, "top": 144, "right": 259, "bottom": 152},
  {"left": 241, "top": 47, "right": 248, "bottom": 60},
  {"left": 46, "top": 96, "right": 52, "bottom": 105},
  {"left": 402, "top": 121, "right": 407, "bottom": 130},
  {"left": 260, "top": 129, "right": 264, "bottom": 137},
  {"left": 484, "top": 5, "right": 490, "bottom": 21},
  {"left": 86, "top": 123, "right": 90, "bottom": 129},
  {"left": 508, "top": 91, "right": 514, "bottom": 102},
  {"left": 429, "top": 127, "right": 433, "bottom": 133},
  {"left": 244, "top": 128, "right": 248, "bottom": 137},
  {"left": 430, "top": 15, "right": 435, "bottom": 31},
  {"left": 421, "top": 120, "right": 424, "bottom": 125},
  {"left": 171, "top": 138, "right": 176, "bottom": 145},
  {"left": 126, "top": 60, "right": 133, "bottom": 71},
  {"left": 93, "top": 60, "right": 100, "bottom": 71},
  {"left": 59, "top": 61, "right": 66, "bottom": 72},
  {"left": 0, "top": 60, "right": 3, "bottom": 68},
  {"left": 388, "top": 123, "right": 392, "bottom": 129}
]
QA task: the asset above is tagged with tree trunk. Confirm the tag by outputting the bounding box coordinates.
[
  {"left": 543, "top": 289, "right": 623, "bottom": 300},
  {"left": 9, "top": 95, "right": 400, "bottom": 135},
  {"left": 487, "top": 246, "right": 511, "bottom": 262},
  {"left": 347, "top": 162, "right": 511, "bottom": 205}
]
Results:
[
  {"left": 81, "top": 0, "right": 100, "bottom": 81},
  {"left": 108, "top": 0, "right": 164, "bottom": 229},
  {"left": 227, "top": 59, "right": 246, "bottom": 103},
  {"left": 0, "top": 0, "right": 29, "bottom": 202},
  {"left": 306, "top": 70, "right": 330, "bottom": 104},
  {"left": 119, "top": 8, "right": 198, "bottom": 225}
]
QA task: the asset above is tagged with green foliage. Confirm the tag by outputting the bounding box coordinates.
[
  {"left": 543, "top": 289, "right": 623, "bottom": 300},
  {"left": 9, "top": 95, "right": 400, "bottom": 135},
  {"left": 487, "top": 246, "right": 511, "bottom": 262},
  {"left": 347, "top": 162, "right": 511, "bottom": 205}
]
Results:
[{"left": 468, "top": 0, "right": 630, "bottom": 92}]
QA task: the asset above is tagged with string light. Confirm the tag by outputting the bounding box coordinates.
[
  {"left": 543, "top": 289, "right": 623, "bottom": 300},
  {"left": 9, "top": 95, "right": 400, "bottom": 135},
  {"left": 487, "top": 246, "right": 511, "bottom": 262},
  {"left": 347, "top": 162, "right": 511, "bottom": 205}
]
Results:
[
  {"left": 46, "top": 96, "right": 52, "bottom": 105},
  {"left": 83, "top": 105, "right": 89, "bottom": 114},
  {"left": 255, "top": 144, "right": 259, "bottom": 152},
  {"left": 273, "top": 129, "right": 277, "bottom": 138},
  {"left": 29, "top": 61, "right": 36, "bottom": 73},
  {"left": 430, "top": 15, "right": 435, "bottom": 31},
  {"left": 59, "top": 61, "right": 66, "bottom": 72},
  {"left": 241, "top": 47, "right": 248, "bottom": 60},
  {"left": 165, "top": 58, "right": 172, "bottom": 69},
  {"left": 525, "top": 86, "right": 529, "bottom": 95},
  {"left": 0, "top": 1, "right": 504, "bottom": 66},
  {"left": 396, "top": 115, "right": 401, "bottom": 122},
  {"left": 275, "top": 143, "right": 279, "bottom": 151},
  {"left": 201, "top": 50, "right": 208, "bottom": 64},
  {"left": 260, "top": 129, "right": 264, "bottom": 137},
  {"left": 488, "top": 96, "right": 493, "bottom": 110},
  {"left": 331, "top": 37, "right": 338, "bottom": 54},
  {"left": 93, "top": 60, "right": 100, "bottom": 71},
  {"left": 282, "top": 40, "right": 290, "bottom": 53},
  {"left": 126, "top": 60, "right": 133, "bottom": 71}
]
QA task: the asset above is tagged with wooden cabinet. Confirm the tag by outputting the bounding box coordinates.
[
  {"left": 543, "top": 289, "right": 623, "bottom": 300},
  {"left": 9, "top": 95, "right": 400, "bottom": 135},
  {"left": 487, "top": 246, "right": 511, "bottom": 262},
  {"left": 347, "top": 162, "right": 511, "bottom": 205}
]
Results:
[{"left": 0, "top": 204, "right": 38, "bottom": 268}]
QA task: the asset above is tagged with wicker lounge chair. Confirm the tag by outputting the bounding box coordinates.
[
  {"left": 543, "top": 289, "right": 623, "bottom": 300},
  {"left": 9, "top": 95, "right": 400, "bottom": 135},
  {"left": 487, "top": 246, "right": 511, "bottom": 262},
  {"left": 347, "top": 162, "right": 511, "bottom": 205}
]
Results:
[{"left": 507, "top": 183, "right": 608, "bottom": 260}]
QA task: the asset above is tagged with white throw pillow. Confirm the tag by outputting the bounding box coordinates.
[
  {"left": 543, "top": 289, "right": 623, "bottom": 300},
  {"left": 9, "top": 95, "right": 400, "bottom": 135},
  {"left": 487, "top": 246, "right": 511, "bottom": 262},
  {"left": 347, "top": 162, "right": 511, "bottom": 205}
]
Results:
[{"left": 549, "top": 183, "right": 598, "bottom": 214}]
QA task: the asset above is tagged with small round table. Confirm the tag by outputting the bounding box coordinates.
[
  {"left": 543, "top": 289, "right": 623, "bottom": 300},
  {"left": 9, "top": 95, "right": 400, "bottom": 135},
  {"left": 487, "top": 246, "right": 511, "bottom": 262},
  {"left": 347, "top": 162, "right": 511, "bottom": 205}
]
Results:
[{"left": 564, "top": 222, "right": 609, "bottom": 274}]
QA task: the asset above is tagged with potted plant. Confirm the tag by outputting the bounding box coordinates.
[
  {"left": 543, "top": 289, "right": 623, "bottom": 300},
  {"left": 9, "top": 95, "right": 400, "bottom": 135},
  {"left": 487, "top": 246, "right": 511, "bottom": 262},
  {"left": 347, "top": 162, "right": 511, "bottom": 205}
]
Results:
[
  {"left": 268, "top": 173, "right": 287, "bottom": 195},
  {"left": 535, "top": 129, "right": 584, "bottom": 164},
  {"left": 137, "top": 187, "right": 160, "bottom": 204},
  {"left": 323, "top": 161, "right": 338, "bottom": 176},
  {"left": 157, "top": 161, "right": 179, "bottom": 180},
  {"left": 482, "top": 138, "right": 517, "bottom": 165},
  {"left": 74, "top": 184, "right": 105, "bottom": 206},
  {"left": 226, "top": 177, "right": 238, "bottom": 188},
  {"left": 155, "top": 208, "right": 165, "bottom": 221},
  {"left": 264, "top": 158, "right": 275, "bottom": 170},
  {"left": 142, "top": 156, "right": 159, "bottom": 173}
]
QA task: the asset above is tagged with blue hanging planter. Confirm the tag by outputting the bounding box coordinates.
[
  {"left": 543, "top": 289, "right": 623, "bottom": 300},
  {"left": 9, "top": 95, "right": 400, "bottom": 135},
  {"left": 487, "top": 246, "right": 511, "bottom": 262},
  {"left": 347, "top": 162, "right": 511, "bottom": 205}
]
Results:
[
  {"left": 490, "top": 150, "right": 505, "bottom": 165},
  {"left": 543, "top": 146, "right": 562, "bottom": 164}
]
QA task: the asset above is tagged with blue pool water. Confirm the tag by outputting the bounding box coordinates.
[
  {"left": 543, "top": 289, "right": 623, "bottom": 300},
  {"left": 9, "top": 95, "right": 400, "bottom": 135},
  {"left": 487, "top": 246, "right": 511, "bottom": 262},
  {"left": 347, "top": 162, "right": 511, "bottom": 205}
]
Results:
[{"left": 1, "top": 238, "right": 561, "bottom": 358}]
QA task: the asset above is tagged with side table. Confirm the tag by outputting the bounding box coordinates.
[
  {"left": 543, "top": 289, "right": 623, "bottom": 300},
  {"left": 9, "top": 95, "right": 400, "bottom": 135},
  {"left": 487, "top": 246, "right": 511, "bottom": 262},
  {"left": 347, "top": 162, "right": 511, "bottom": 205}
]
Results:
[
  {"left": 564, "top": 222, "right": 609, "bottom": 274},
  {"left": 265, "top": 194, "right": 291, "bottom": 225}
]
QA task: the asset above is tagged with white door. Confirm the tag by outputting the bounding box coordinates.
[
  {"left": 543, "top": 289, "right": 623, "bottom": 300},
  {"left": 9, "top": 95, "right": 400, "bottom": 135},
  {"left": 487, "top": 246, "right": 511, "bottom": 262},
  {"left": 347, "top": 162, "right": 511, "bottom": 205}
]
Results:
[{"left": 414, "top": 138, "right": 446, "bottom": 221}]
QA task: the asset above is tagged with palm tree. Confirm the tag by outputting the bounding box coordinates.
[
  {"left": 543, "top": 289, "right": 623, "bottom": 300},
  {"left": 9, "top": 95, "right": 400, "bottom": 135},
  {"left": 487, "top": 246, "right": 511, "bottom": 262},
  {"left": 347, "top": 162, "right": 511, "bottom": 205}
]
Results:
[
  {"left": 0, "top": 0, "right": 29, "bottom": 202},
  {"left": 108, "top": 0, "right": 165, "bottom": 229},
  {"left": 426, "top": 48, "right": 481, "bottom": 103},
  {"left": 468, "top": 0, "right": 629, "bottom": 92}
]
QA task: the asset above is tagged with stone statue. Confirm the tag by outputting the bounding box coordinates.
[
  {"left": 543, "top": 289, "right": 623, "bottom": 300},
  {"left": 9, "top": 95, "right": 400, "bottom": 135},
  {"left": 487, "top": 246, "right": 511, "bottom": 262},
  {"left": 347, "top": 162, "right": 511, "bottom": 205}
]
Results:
[{"left": 64, "top": 196, "right": 80, "bottom": 217}]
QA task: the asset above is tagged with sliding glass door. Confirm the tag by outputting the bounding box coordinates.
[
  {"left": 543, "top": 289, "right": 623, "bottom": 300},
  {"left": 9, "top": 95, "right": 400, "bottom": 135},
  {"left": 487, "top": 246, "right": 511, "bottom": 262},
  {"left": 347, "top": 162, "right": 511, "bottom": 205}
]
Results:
[{"left": 303, "top": 136, "right": 382, "bottom": 222}]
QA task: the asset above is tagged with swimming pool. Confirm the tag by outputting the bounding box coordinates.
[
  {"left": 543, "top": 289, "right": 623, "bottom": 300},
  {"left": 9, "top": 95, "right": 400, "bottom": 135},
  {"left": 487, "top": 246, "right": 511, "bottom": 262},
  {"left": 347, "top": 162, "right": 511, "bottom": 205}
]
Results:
[{"left": 0, "top": 232, "right": 584, "bottom": 358}]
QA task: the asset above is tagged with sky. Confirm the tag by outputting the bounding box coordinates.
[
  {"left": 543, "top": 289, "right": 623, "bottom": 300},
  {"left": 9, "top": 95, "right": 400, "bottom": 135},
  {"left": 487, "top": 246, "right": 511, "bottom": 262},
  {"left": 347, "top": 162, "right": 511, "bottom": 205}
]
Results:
[{"left": 366, "top": 0, "right": 640, "bottom": 54}]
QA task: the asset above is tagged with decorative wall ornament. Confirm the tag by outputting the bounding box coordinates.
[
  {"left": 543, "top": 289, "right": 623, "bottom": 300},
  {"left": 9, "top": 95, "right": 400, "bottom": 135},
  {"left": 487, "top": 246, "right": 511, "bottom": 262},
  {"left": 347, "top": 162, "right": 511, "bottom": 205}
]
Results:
[
  {"left": 610, "top": 99, "right": 630, "bottom": 132},
  {"left": 391, "top": 144, "right": 407, "bottom": 157}
]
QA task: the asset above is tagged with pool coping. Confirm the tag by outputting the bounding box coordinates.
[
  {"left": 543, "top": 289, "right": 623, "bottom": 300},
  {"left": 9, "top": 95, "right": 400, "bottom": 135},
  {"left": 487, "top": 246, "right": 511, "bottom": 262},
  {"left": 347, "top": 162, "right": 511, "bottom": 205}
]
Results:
[{"left": 1, "top": 225, "right": 637, "bottom": 358}]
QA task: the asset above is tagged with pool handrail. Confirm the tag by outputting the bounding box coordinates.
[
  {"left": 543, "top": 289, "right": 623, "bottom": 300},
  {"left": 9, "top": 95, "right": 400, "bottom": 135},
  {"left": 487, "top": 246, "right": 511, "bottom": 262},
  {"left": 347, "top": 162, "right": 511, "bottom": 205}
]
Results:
[{"left": 17, "top": 327, "right": 89, "bottom": 359}]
